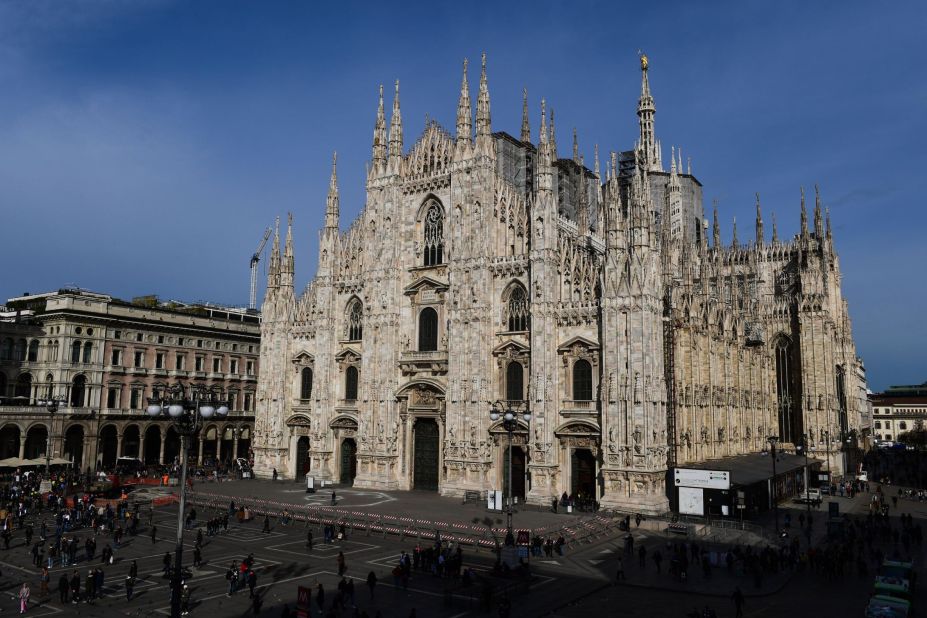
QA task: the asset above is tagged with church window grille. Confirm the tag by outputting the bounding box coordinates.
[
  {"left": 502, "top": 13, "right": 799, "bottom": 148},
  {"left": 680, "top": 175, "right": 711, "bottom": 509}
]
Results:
[
  {"left": 347, "top": 301, "right": 363, "bottom": 341},
  {"left": 418, "top": 307, "right": 438, "bottom": 352},
  {"left": 345, "top": 366, "right": 359, "bottom": 401},
  {"left": 300, "top": 367, "right": 313, "bottom": 400},
  {"left": 573, "top": 359, "right": 593, "bottom": 401},
  {"left": 506, "top": 361, "right": 524, "bottom": 402},
  {"left": 423, "top": 203, "right": 444, "bottom": 266},
  {"left": 505, "top": 285, "right": 530, "bottom": 332}
]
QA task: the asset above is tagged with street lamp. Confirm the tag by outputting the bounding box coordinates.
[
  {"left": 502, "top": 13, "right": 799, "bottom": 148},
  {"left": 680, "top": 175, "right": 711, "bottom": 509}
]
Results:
[
  {"left": 795, "top": 434, "right": 811, "bottom": 521},
  {"left": 766, "top": 436, "right": 780, "bottom": 536},
  {"left": 146, "top": 384, "right": 229, "bottom": 618},
  {"left": 489, "top": 400, "right": 531, "bottom": 541},
  {"left": 37, "top": 396, "right": 66, "bottom": 478}
]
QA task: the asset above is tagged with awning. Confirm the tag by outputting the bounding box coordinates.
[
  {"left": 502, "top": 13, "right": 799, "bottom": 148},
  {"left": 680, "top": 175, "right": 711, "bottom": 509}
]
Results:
[
  {"left": 678, "top": 452, "right": 823, "bottom": 487},
  {"left": 0, "top": 457, "right": 31, "bottom": 468}
]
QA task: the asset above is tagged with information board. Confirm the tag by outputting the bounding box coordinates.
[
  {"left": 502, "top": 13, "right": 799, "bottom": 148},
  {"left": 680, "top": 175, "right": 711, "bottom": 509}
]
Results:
[{"left": 674, "top": 468, "right": 731, "bottom": 490}]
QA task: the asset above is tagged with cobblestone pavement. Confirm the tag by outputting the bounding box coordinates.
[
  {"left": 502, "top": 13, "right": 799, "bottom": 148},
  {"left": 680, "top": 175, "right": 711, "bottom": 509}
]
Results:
[{"left": 0, "top": 479, "right": 924, "bottom": 616}]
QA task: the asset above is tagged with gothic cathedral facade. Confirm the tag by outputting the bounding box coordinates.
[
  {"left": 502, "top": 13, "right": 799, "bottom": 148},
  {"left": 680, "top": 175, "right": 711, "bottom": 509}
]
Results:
[{"left": 253, "top": 55, "right": 865, "bottom": 514}]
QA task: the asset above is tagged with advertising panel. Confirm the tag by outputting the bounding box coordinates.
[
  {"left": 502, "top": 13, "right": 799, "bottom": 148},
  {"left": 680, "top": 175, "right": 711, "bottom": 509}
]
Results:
[
  {"left": 678, "top": 486, "right": 705, "bottom": 516},
  {"left": 674, "top": 468, "right": 731, "bottom": 490}
]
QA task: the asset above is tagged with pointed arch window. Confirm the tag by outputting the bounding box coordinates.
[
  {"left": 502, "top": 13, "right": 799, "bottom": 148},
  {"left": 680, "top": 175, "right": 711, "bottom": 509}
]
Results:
[
  {"left": 505, "top": 285, "right": 530, "bottom": 332},
  {"left": 572, "top": 359, "right": 593, "bottom": 401},
  {"left": 45, "top": 374, "right": 54, "bottom": 399},
  {"left": 345, "top": 366, "right": 359, "bottom": 401},
  {"left": 423, "top": 202, "right": 444, "bottom": 266},
  {"left": 775, "top": 336, "right": 801, "bottom": 444},
  {"left": 506, "top": 361, "right": 524, "bottom": 402},
  {"left": 347, "top": 300, "right": 363, "bottom": 341},
  {"left": 300, "top": 367, "right": 313, "bottom": 400},
  {"left": 418, "top": 307, "right": 438, "bottom": 351}
]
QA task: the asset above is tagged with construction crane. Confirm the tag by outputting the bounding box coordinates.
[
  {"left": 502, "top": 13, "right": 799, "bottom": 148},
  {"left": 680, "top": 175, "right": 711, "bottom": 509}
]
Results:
[{"left": 249, "top": 227, "right": 272, "bottom": 310}]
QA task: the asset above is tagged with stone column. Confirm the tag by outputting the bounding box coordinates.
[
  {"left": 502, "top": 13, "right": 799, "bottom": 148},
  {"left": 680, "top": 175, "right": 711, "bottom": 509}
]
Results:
[
  {"left": 216, "top": 433, "right": 223, "bottom": 463},
  {"left": 116, "top": 433, "right": 124, "bottom": 458},
  {"left": 158, "top": 429, "right": 166, "bottom": 465},
  {"left": 197, "top": 437, "right": 204, "bottom": 465},
  {"left": 18, "top": 435, "right": 26, "bottom": 459},
  {"left": 232, "top": 430, "right": 239, "bottom": 461}
]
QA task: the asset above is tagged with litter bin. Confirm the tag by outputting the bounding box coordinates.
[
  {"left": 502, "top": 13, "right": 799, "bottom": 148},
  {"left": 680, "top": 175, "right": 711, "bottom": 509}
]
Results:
[{"left": 306, "top": 474, "right": 315, "bottom": 493}]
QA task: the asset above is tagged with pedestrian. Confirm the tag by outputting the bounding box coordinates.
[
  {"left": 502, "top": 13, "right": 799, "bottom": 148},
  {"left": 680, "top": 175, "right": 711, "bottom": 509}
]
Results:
[
  {"left": 151, "top": 525, "right": 157, "bottom": 544},
  {"left": 316, "top": 583, "right": 325, "bottom": 613},
  {"left": 19, "top": 582, "right": 30, "bottom": 614},
  {"left": 616, "top": 557, "right": 625, "bottom": 582},
  {"left": 653, "top": 550, "right": 663, "bottom": 574},
  {"left": 731, "top": 586, "right": 745, "bottom": 618},
  {"left": 331, "top": 490, "right": 337, "bottom": 506},
  {"left": 40, "top": 566, "right": 50, "bottom": 598},
  {"left": 58, "top": 573, "right": 69, "bottom": 604},
  {"left": 272, "top": 468, "right": 278, "bottom": 481},
  {"left": 85, "top": 569, "right": 95, "bottom": 603},
  {"left": 125, "top": 575, "right": 134, "bottom": 601},
  {"left": 129, "top": 560, "right": 138, "bottom": 581},
  {"left": 638, "top": 545, "right": 647, "bottom": 568},
  {"left": 193, "top": 546, "right": 202, "bottom": 567},
  {"left": 263, "top": 515, "right": 270, "bottom": 533},
  {"left": 306, "top": 530, "right": 313, "bottom": 551},
  {"left": 181, "top": 584, "right": 191, "bottom": 616},
  {"left": 337, "top": 551, "right": 346, "bottom": 576},
  {"left": 367, "top": 570, "right": 377, "bottom": 598},
  {"left": 69, "top": 570, "right": 80, "bottom": 604},
  {"left": 248, "top": 569, "right": 257, "bottom": 598}
]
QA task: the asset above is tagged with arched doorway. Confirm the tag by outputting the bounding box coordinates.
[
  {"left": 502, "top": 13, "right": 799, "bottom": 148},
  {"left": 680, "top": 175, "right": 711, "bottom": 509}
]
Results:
[
  {"left": 122, "top": 425, "right": 141, "bottom": 459},
  {"left": 340, "top": 438, "right": 357, "bottom": 485},
  {"left": 221, "top": 426, "right": 234, "bottom": 465},
  {"left": 64, "top": 425, "right": 84, "bottom": 469},
  {"left": 70, "top": 375, "right": 87, "bottom": 407},
  {"left": 143, "top": 426, "right": 161, "bottom": 464},
  {"left": 570, "top": 449, "right": 596, "bottom": 499},
  {"left": 503, "top": 445, "right": 527, "bottom": 501},
  {"left": 163, "top": 426, "right": 181, "bottom": 465},
  {"left": 413, "top": 418, "right": 440, "bottom": 491},
  {"left": 201, "top": 426, "right": 218, "bottom": 465},
  {"left": 296, "top": 436, "right": 310, "bottom": 476},
  {"left": 98, "top": 425, "right": 118, "bottom": 469},
  {"left": 24, "top": 425, "right": 48, "bottom": 459},
  {"left": 0, "top": 425, "right": 21, "bottom": 458},
  {"left": 237, "top": 426, "right": 250, "bottom": 458}
]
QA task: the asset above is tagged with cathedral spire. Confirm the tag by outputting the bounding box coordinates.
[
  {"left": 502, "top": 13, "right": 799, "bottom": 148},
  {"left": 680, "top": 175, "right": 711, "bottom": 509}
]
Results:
[
  {"left": 549, "top": 108, "right": 558, "bottom": 160},
  {"left": 577, "top": 156, "right": 589, "bottom": 235},
  {"left": 388, "top": 80, "right": 403, "bottom": 169},
  {"left": 826, "top": 207, "right": 832, "bottom": 241},
  {"left": 637, "top": 52, "right": 658, "bottom": 172},
  {"left": 475, "top": 52, "right": 491, "bottom": 143},
  {"left": 456, "top": 58, "right": 472, "bottom": 144},
  {"left": 755, "top": 192, "right": 764, "bottom": 246},
  {"left": 800, "top": 186, "right": 809, "bottom": 238},
  {"left": 593, "top": 143, "right": 600, "bottom": 179},
  {"left": 324, "top": 151, "right": 340, "bottom": 231},
  {"left": 372, "top": 84, "right": 387, "bottom": 170},
  {"left": 771, "top": 212, "right": 779, "bottom": 244},
  {"left": 520, "top": 88, "right": 531, "bottom": 143},
  {"left": 572, "top": 127, "right": 579, "bottom": 163},
  {"left": 814, "top": 183, "right": 824, "bottom": 239},
  {"left": 731, "top": 216, "right": 739, "bottom": 248},
  {"left": 712, "top": 202, "right": 721, "bottom": 248},
  {"left": 281, "top": 212, "right": 294, "bottom": 285},
  {"left": 267, "top": 215, "right": 280, "bottom": 290},
  {"left": 670, "top": 145, "right": 677, "bottom": 174}
]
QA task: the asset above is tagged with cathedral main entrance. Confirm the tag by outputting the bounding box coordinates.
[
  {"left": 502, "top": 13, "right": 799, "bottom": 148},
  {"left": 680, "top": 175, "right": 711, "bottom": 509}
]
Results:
[
  {"left": 413, "top": 418, "right": 439, "bottom": 491},
  {"left": 340, "top": 438, "right": 357, "bottom": 485},
  {"left": 296, "top": 436, "right": 310, "bottom": 476},
  {"left": 503, "top": 446, "right": 526, "bottom": 501},
  {"left": 571, "top": 448, "right": 596, "bottom": 499}
]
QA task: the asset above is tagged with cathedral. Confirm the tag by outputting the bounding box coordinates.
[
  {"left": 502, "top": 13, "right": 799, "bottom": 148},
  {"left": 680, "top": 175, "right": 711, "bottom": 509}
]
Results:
[{"left": 253, "top": 55, "right": 866, "bottom": 514}]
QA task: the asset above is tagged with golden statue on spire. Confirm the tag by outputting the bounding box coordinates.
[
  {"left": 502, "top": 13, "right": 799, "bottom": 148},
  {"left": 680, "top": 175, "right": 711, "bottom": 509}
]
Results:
[{"left": 640, "top": 53, "right": 649, "bottom": 71}]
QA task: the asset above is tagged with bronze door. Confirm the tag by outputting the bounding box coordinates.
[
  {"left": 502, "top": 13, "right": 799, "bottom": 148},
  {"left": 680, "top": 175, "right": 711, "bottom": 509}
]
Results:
[
  {"left": 571, "top": 448, "right": 596, "bottom": 498},
  {"left": 296, "top": 437, "right": 310, "bottom": 475},
  {"left": 340, "top": 438, "right": 357, "bottom": 485},
  {"left": 413, "top": 419, "right": 440, "bottom": 491}
]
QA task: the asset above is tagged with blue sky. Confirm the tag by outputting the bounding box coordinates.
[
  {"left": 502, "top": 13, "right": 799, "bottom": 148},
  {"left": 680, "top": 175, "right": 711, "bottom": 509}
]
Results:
[{"left": 0, "top": 0, "right": 924, "bottom": 390}]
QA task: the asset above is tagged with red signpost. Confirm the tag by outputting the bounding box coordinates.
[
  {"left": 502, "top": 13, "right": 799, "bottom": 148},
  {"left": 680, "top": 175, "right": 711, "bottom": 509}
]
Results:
[{"left": 296, "top": 585, "right": 311, "bottom": 618}]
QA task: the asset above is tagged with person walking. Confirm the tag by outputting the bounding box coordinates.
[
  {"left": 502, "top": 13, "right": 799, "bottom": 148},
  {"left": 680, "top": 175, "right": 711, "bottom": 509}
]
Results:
[
  {"left": 125, "top": 575, "right": 135, "bottom": 601},
  {"left": 247, "top": 569, "right": 257, "bottom": 598},
  {"left": 367, "top": 570, "right": 377, "bottom": 598},
  {"left": 616, "top": 557, "right": 625, "bottom": 582},
  {"left": 58, "top": 573, "right": 69, "bottom": 604},
  {"left": 315, "top": 583, "right": 325, "bottom": 614},
  {"left": 337, "top": 551, "right": 346, "bottom": 577},
  {"left": 331, "top": 491, "right": 337, "bottom": 506},
  {"left": 150, "top": 525, "right": 157, "bottom": 545},
  {"left": 40, "top": 566, "right": 50, "bottom": 598},
  {"left": 731, "top": 586, "right": 745, "bottom": 618},
  {"left": 262, "top": 515, "right": 270, "bottom": 534},
  {"left": 19, "top": 582, "right": 30, "bottom": 614},
  {"left": 306, "top": 531, "right": 313, "bottom": 551},
  {"left": 193, "top": 546, "right": 202, "bottom": 568}
]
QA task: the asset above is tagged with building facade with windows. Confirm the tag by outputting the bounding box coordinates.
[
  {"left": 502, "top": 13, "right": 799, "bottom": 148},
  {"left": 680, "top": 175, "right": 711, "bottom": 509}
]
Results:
[
  {"left": 0, "top": 289, "right": 260, "bottom": 471},
  {"left": 254, "top": 55, "right": 866, "bottom": 513},
  {"left": 871, "top": 383, "right": 927, "bottom": 443}
]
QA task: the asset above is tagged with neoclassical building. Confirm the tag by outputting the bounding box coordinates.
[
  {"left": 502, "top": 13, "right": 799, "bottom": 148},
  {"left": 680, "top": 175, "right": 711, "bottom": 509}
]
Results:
[
  {"left": 254, "top": 55, "right": 866, "bottom": 513},
  {"left": 0, "top": 289, "right": 259, "bottom": 471}
]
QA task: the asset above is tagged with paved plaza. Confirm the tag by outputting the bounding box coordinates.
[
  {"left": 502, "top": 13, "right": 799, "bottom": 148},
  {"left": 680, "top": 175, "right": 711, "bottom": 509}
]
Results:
[{"left": 0, "top": 478, "right": 924, "bottom": 616}]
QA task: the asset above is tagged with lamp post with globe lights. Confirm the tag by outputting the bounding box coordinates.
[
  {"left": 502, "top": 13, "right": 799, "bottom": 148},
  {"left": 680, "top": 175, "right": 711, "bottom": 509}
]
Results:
[
  {"left": 36, "top": 395, "right": 67, "bottom": 478},
  {"left": 146, "top": 384, "right": 229, "bottom": 618},
  {"left": 489, "top": 400, "right": 531, "bottom": 541}
]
